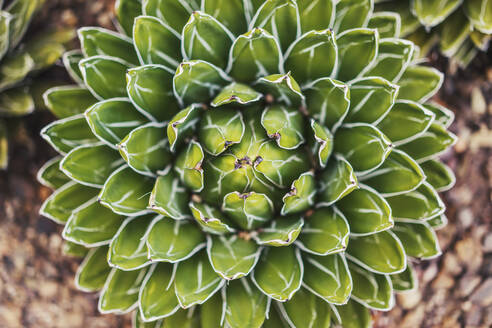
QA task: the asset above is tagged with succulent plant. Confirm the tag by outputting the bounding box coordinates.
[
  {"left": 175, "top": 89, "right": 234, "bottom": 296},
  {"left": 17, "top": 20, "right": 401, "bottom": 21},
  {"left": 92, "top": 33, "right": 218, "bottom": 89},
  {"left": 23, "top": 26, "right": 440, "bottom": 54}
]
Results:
[
  {"left": 0, "top": 0, "right": 74, "bottom": 169},
  {"left": 375, "top": 0, "right": 492, "bottom": 67},
  {"left": 39, "top": 0, "right": 457, "bottom": 327}
]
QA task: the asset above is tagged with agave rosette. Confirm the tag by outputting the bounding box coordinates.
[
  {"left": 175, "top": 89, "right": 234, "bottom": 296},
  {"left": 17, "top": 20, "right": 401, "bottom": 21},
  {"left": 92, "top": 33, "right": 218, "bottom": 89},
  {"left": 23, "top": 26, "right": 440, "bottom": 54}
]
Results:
[{"left": 39, "top": 0, "right": 457, "bottom": 327}]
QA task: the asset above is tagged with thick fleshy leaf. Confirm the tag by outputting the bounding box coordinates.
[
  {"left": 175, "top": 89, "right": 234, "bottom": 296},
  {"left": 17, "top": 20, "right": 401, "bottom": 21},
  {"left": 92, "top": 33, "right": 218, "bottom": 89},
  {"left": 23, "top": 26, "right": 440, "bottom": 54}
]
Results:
[
  {"left": 40, "top": 181, "right": 98, "bottom": 224},
  {"left": 147, "top": 217, "right": 205, "bottom": 262},
  {"left": 464, "top": 0, "right": 492, "bottom": 33},
  {"left": 334, "top": 124, "right": 392, "bottom": 174},
  {"left": 227, "top": 28, "right": 282, "bottom": 83},
  {"left": 63, "top": 198, "right": 123, "bottom": 247},
  {"left": 298, "top": 0, "right": 335, "bottom": 32},
  {"left": 284, "top": 29, "right": 337, "bottom": 85},
  {"left": 43, "top": 86, "right": 97, "bottom": 119},
  {"left": 182, "top": 11, "right": 234, "bottom": 69},
  {"left": 368, "top": 12, "right": 401, "bottom": 38},
  {"left": 142, "top": 0, "right": 198, "bottom": 34},
  {"left": 336, "top": 28, "right": 378, "bottom": 81},
  {"left": 99, "top": 268, "right": 147, "bottom": 314},
  {"left": 139, "top": 263, "right": 180, "bottom": 321},
  {"left": 133, "top": 312, "right": 163, "bottom": 328},
  {"left": 202, "top": 0, "right": 248, "bottom": 35},
  {"left": 115, "top": 0, "right": 142, "bottom": 36},
  {"left": 302, "top": 253, "right": 352, "bottom": 304},
  {"left": 173, "top": 60, "right": 230, "bottom": 105},
  {"left": 199, "top": 109, "right": 245, "bottom": 155},
  {"left": 79, "top": 56, "right": 131, "bottom": 100},
  {"left": 174, "top": 250, "right": 224, "bottom": 308},
  {"left": 397, "top": 65, "right": 443, "bottom": 103},
  {"left": 41, "top": 115, "right": 98, "bottom": 154},
  {"left": 366, "top": 38, "right": 414, "bottom": 82},
  {"left": 126, "top": 65, "right": 180, "bottom": 121},
  {"left": 133, "top": 16, "right": 181, "bottom": 68},
  {"left": 167, "top": 104, "right": 201, "bottom": 151},
  {"left": 337, "top": 185, "right": 393, "bottom": 235},
  {"left": 0, "top": 52, "right": 34, "bottom": 92},
  {"left": 225, "top": 279, "right": 269, "bottom": 328},
  {"left": 175, "top": 140, "right": 204, "bottom": 192},
  {"left": 423, "top": 102, "right": 454, "bottom": 128},
  {"left": 223, "top": 191, "right": 274, "bottom": 230},
  {"left": 333, "top": 0, "right": 372, "bottom": 33},
  {"left": 391, "top": 261, "right": 417, "bottom": 292},
  {"left": 278, "top": 287, "right": 331, "bottom": 328},
  {"left": 412, "top": 0, "right": 463, "bottom": 27},
  {"left": 75, "top": 246, "right": 111, "bottom": 292},
  {"left": 37, "top": 156, "right": 71, "bottom": 189},
  {"left": 347, "top": 231, "right": 406, "bottom": 274},
  {"left": 211, "top": 83, "right": 262, "bottom": 107},
  {"left": 149, "top": 173, "right": 190, "bottom": 220},
  {"left": 79, "top": 27, "right": 139, "bottom": 65},
  {"left": 360, "top": 149, "right": 425, "bottom": 196},
  {"left": 61, "top": 144, "right": 124, "bottom": 187},
  {"left": 200, "top": 292, "right": 223, "bottom": 328},
  {"left": 375, "top": 1, "right": 420, "bottom": 36},
  {"left": 318, "top": 155, "right": 358, "bottom": 206},
  {"left": 254, "top": 216, "right": 304, "bottom": 247},
  {"left": 118, "top": 122, "right": 172, "bottom": 176},
  {"left": 108, "top": 215, "right": 154, "bottom": 270},
  {"left": 0, "top": 87, "right": 34, "bottom": 117},
  {"left": 63, "top": 50, "right": 85, "bottom": 85},
  {"left": 0, "top": 11, "right": 11, "bottom": 60},
  {"left": 393, "top": 221, "right": 441, "bottom": 259},
  {"left": 304, "top": 78, "right": 350, "bottom": 130},
  {"left": 310, "top": 120, "right": 333, "bottom": 168},
  {"left": 99, "top": 166, "right": 154, "bottom": 216},
  {"left": 256, "top": 73, "right": 304, "bottom": 107},
  {"left": 189, "top": 201, "right": 235, "bottom": 234},
  {"left": 262, "top": 306, "right": 286, "bottom": 328},
  {"left": 440, "top": 9, "right": 472, "bottom": 57},
  {"left": 281, "top": 171, "right": 316, "bottom": 215},
  {"left": 346, "top": 77, "right": 399, "bottom": 124},
  {"left": 261, "top": 105, "right": 304, "bottom": 149},
  {"left": 349, "top": 263, "right": 394, "bottom": 310},
  {"left": 252, "top": 246, "right": 303, "bottom": 301},
  {"left": 297, "top": 207, "right": 349, "bottom": 255},
  {"left": 164, "top": 308, "right": 200, "bottom": 328},
  {"left": 420, "top": 159, "right": 455, "bottom": 191},
  {"left": 207, "top": 235, "right": 261, "bottom": 280},
  {"left": 85, "top": 99, "right": 149, "bottom": 148},
  {"left": 63, "top": 241, "right": 89, "bottom": 258},
  {"left": 428, "top": 214, "right": 448, "bottom": 230},
  {"left": 334, "top": 299, "right": 372, "bottom": 328},
  {"left": 377, "top": 100, "right": 435, "bottom": 145}
]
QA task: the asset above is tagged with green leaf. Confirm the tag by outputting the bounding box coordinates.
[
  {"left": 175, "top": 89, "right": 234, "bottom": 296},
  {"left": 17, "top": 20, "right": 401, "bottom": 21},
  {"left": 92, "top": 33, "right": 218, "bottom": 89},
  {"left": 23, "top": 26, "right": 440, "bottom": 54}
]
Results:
[
  {"left": 420, "top": 159, "right": 455, "bottom": 191},
  {"left": 182, "top": 11, "right": 234, "bottom": 69},
  {"left": 254, "top": 216, "right": 304, "bottom": 246},
  {"left": 337, "top": 185, "right": 393, "bottom": 235},
  {"left": 0, "top": 53, "right": 34, "bottom": 91},
  {"left": 208, "top": 235, "right": 261, "bottom": 280},
  {"left": 119, "top": 122, "right": 172, "bottom": 176},
  {"left": 85, "top": 99, "right": 149, "bottom": 148},
  {"left": 211, "top": 83, "right": 262, "bottom": 107},
  {"left": 377, "top": 100, "right": 435, "bottom": 145},
  {"left": 347, "top": 231, "right": 406, "bottom": 274},
  {"left": 37, "top": 156, "right": 70, "bottom": 189},
  {"left": 368, "top": 12, "right": 401, "bottom": 38},
  {"left": 298, "top": 0, "right": 335, "bottom": 32},
  {"left": 63, "top": 197, "right": 124, "bottom": 247},
  {"left": 333, "top": 0, "right": 372, "bottom": 33},
  {"left": 133, "top": 313, "right": 163, "bottom": 328},
  {"left": 366, "top": 38, "right": 414, "bottom": 82},
  {"left": 173, "top": 60, "right": 230, "bottom": 105},
  {"left": 360, "top": 149, "right": 425, "bottom": 196},
  {"left": 60, "top": 144, "right": 123, "bottom": 187},
  {"left": 62, "top": 50, "right": 85, "bottom": 85},
  {"left": 115, "top": 0, "right": 142, "bottom": 36},
  {"left": 40, "top": 181, "right": 98, "bottom": 224},
  {"left": 422, "top": 102, "right": 454, "bottom": 128},
  {"left": 375, "top": 1, "right": 420, "bottom": 36},
  {"left": 225, "top": 279, "right": 269, "bottom": 328},
  {"left": 336, "top": 28, "right": 378, "bottom": 81},
  {"left": 252, "top": 246, "right": 303, "bottom": 301},
  {"left": 397, "top": 65, "right": 443, "bottom": 103},
  {"left": 202, "top": 0, "right": 248, "bottom": 35},
  {"left": 349, "top": 262, "right": 394, "bottom": 310},
  {"left": 79, "top": 27, "right": 138, "bottom": 65},
  {"left": 189, "top": 201, "right": 235, "bottom": 234},
  {"left": 43, "top": 86, "right": 97, "bottom": 119},
  {"left": 75, "top": 246, "right": 111, "bottom": 292},
  {"left": 167, "top": 104, "right": 201, "bottom": 151},
  {"left": 310, "top": 119, "right": 333, "bottom": 168},
  {"left": 148, "top": 172, "right": 191, "bottom": 220},
  {"left": 139, "top": 263, "right": 180, "bottom": 321},
  {"left": 99, "top": 267, "right": 148, "bottom": 314},
  {"left": 79, "top": 56, "right": 132, "bottom": 100},
  {"left": 334, "top": 124, "right": 392, "bottom": 174},
  {"left": 175, "top": 140, "right": 204, "bottom": 192},
  {"left": 297, "top": 207, "right": 349, "bottom": 255},
  {"left": 464, "top": 0, "right": 492, "bottom": 34},
  {"left": 147, "top": 217, "right": 205, "bottom": 262},
  {"left": 278, "top": 287, "right": 331, "bottom": 328},
  {"left": 200, "top": 292, "right": 223, "bottom": 328},
  {"left": 174, "top": 249, "right": 224, "bottom": 308},
  {"left": 227, "top": 28, "right": 282, "bottom": 83},
  {"left": 6, "top": 0, "right": 40, "bottom": 48},
  {"left": 133, "top": 16, "right": 181, "bottom": 69},
  {"left": 109, "top": 215, "right": 154, "bottom": 270},
  {"left": 318, "top": 155, "right": 358, "bottom": 206},
  {"left": 428, "top": 214, "right": 448, "bottom": 230},
  {"left": 440, "top": 9, "right": 472, "bottom": 57},
  {"left": 99, "top": 166, "right": 154, "bottom": 216},
  {"left": 127, "top": 65, "right": 180, "bottom": 121},
  {"left": 304, "top": 77, "right": 350, "bottom": 130},
  {"left": 62, "top": 241, "right": 89, "bottom": 258},
  {"left": 284, "top": 29, "right": 337, "bottom": 85},
  {"left": 393, "top": 221, "right": 441, "bottom": 259},
  {"left": 261, "top": 105, "right": 304, "bottom": 149},
  {"left": 143, "top": 0, "right": 198, "bottom": 35},
  {"left": 164, "top": 308, "right": 200, "bottom": 328},
  {"left": 302, "top": 253, "right": 352, "bottom": 304},
  {"left": 334, "top": 299, "right": 372, "bottom": 328},
  {"left": 281, "top": 171, "right": 316, "bottom": 215},
  {"left": 391, "top": 261, "right": 417, "bottom": 292},
  {"left": 262, "top": 305, "right": 286, "bottom": 328},
  {"left": 0, "top": 11, "right": 12, "bottom": 61},
  {"left": 412, "top": 0, "right": 462, "bottom": 28},
  {"left": 256, "top": 73, "right": 304, "bottom": 107},
  {"left": 346, "top": 77, "right": 399, "bottom": 123},
  {"left": 0, "top": 120, "right": 7, "bottom": 170},
  {"left": 223, "top": 191, "right": 274, "bottom": 230},
  {"left": 199, "top": 109, "right": 245, "bottom": 155}
]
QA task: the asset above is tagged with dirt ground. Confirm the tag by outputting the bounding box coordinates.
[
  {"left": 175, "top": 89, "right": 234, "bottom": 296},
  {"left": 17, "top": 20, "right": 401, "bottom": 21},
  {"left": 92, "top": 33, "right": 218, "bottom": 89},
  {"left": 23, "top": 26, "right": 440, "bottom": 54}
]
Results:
[{"left": 0, "top": 1, "right": 491, "bottom": 327}]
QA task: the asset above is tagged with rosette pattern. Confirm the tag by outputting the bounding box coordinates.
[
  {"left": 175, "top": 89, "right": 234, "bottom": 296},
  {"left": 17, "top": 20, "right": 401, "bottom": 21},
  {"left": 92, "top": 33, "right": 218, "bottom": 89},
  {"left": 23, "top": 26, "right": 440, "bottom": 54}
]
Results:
[
  {"left": 375, "top": 0, "right": 492, "bottom": 67},
  {"left": 0, "top": 0, "right": 73, "bottom": 168},
  {"left": 39, "top": 0, "right": 457, "bottom": 327}
]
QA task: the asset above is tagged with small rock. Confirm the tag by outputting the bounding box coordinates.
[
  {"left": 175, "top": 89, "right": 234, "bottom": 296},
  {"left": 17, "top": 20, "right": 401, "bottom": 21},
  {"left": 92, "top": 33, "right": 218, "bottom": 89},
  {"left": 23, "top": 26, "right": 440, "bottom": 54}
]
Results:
[
  {"left": 455, "top": 237, "right": 483, "bottom": 273},
  {"left": 458, "top": 208, "right": 474, "bottom": 229},
  {"left": 442, "top": 252, "right": 462, "bottom": 276},
  {"left": 465, "top": 304, "right": 482, "bottom": 326},
  {"left": 397, "top": 289, "right": 421, "bottom": 310},
  {"left": 400, "top": 305, "right": 425, "bottom": 328},
  {"left": 422, "top": 262, "right": 439, "bottom": 282},
  {"left": 470, "top": 278, "right": 492, "bottom": 306},
  {"left": 458, "top": 275, "right": 481, "bottom": 297},
  {"left": 471, "top": 87, "right": 487, "bottom": 115},
  {"left": 484, "top": 306, "right": 492, "bottom": 326},
  {"left": 432, "top": 271, "right": 454, "bottom": 289},
  {"left": 483, "top": 233, "right": 492, "bottom": 253}
]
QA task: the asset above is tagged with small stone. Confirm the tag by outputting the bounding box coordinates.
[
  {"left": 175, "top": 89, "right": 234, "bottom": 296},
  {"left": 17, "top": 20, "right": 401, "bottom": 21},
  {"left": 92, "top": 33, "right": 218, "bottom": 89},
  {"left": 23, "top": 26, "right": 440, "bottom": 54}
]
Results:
[
  {"left": 400, "top": 305, "right": 425, "bottom": 328},
  {"left": 442, "top": 252, "right": 462, "bottom": 276},
  {"left": 457, "top": 208, "right": 473, "bottom": 229},
  {"left": 422, "top": 262, "right": 439, "bottom": 282},
  {"left": 432, "top": 271, "right": 454, "bottom": 289},
  {"left": 471, "top": 87, "right": 487, "bottom": 114},
  {"left": 397, "top": 289, "right": 421, "bottom": 310},
  {"left": 458, "top": 275, "right": 481, "bottom": 297},
  {"left": 465, "top": 304, "right": 482, "bottom": 326},
  {"left": 470, "top": 278, "right": 492, "bottom": 306},
  {"left": 483, "top": 233, "right": 492, "bottom": 253},
  {"left": 484, "top": 306, "right": 492, "bottom": 326},
  {"left": 455, "top": 237, "right": 483, "bottom": 273}
]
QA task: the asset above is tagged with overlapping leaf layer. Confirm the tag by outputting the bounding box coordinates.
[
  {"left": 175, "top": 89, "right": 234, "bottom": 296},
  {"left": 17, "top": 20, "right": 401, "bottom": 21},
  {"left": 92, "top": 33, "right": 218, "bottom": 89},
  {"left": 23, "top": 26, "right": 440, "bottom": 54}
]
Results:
[{"left": 39, "top": 0, "right": 457, "bottom": 327}]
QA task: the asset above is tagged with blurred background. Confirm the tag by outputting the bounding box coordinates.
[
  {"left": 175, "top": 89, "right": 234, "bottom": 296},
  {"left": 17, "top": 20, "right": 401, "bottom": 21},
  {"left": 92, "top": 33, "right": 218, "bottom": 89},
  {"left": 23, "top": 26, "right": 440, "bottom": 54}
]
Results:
[{"left": 0, "top": 0, "right": 490, "bottom": 327}]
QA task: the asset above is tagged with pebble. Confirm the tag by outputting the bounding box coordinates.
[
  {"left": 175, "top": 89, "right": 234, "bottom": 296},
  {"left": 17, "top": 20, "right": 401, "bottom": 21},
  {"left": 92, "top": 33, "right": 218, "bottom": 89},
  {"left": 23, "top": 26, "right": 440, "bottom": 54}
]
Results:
[
  {"left": 483, "top": 234, "right": 492, "bottom": 253},
  {"left": 397, "top": 289, "right": 421, "bottom": 310},
  {"left": 442, "top": 252, "right": 462, "bottom": 276},
  {"left": 458, "top": 275, "right": 481, "bottom": 297},
  {"left": 470, "top": 278, "right": 492, "bottom": 306},
  {"left": 432, "top": 271, "right": 454, "bottom": 289},
  {"left": 400, "top": 305, "right": 425, "bottom": 328}
]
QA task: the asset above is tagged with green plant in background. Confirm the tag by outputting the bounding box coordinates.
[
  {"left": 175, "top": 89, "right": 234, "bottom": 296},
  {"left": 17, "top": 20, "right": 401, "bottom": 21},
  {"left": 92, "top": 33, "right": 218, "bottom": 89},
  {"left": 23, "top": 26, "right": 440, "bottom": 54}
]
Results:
[
  {"left": 0, "top": 0, "right": 74, "bottom": 169},
  {"left": 375, "top": 0, "right": 492, "bottom": 67},
  {"left": 39, "top": 0, "right": 457, "bottom": 327}
]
